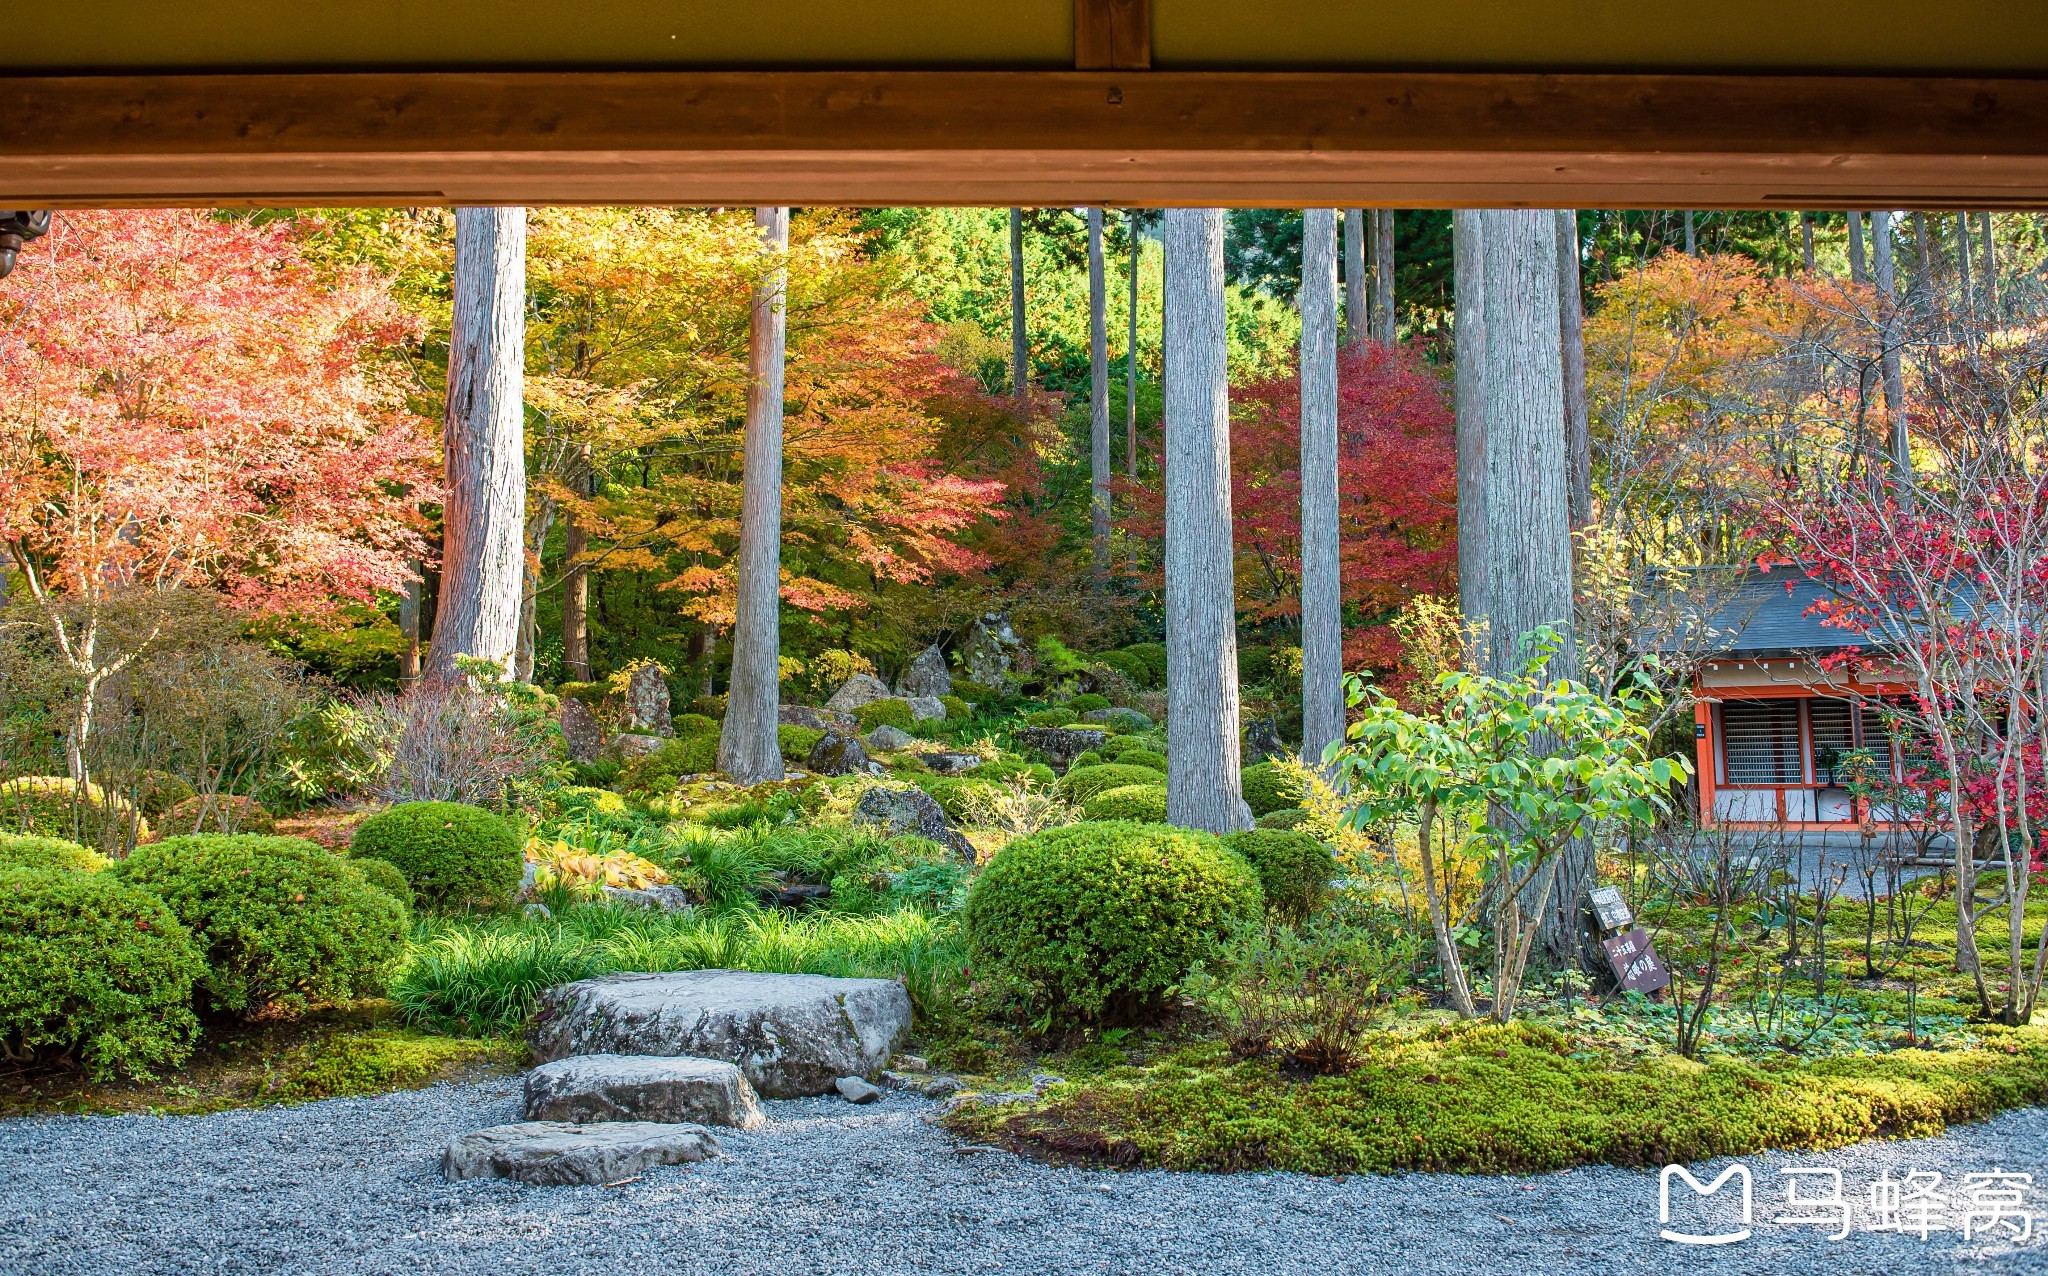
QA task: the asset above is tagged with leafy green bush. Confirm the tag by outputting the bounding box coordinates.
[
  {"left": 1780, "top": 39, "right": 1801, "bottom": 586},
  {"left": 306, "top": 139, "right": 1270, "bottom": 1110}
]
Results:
[
  {"left": 917, "top": 776, "right": 998, "bottom": 820},
  {"left": 133, "top": 771, "right": 196, "bottom": 821},
  {"left": 1082, "top": 784, "right": 1169, "bottom": 822},
  {"left": 1240, "top": 761, "right": 1304, "bottom": 817},
  {"left": 617, "top": 734, "right": 721, "bottom": 793},
  {"left": 0, "top": 777, "right": 148, "bottom": 849},
  {"left": 162, "top": 794, "right": 277, "bottom": 836},
  {"left": 1024, "top": 707, "right": 1079, "bottom": 727},
  {"left": 1068, "top": 750, "right": 1104, "bottom": 770},
  {"left": 0, "top": 832, "right": 107, "bottom": 874},
  {"left": 855, "top": 699, "right": 918, "bottom": 733},
  {"left": 674, "top": 712, "right": 720, "bottom": 738},
  {"left": 350, "top": 801, "right": 524, "bottom": 909},
  {"left": 1237, "top": 645, "right": 1274, "bottom": 685},
  {"left": 1058, "top": 763, "right": 1175, "bottom": 804},
  {"left": 1114, "top": 749, "right": 1169, "bottom": 774},
  {"left": 0, "top": 867, "right": 204, "bottom": 1080},
  {"left": 555, "top": 681, "right": 607, "bottom": 708},
  {"left": 348, "top": 854, "right": 417, "bottom": 914},
  {"left": 1256, "top": 808, "right": 1311, "bottom": 831},
  {"left": 1222, "top": 829, "right": 1339, "bottom": 923},
  {"left": 556, "top": 786, "right": 630, "bottom": 822},
  {"left": 1101, "top": 734, "right": 1168, "bottom": 761},
  {"left": 963, "top": 821, "right": 1263, "bottom": 1022},
  {"left": 1092, "top": 649, "right": 1147, "bottom": 686},
  {"left": 779, "top": 725, "right": 825, "bottom": 762},
  {"left": 688, "top": 694, "right": 728, "bottom": 719},
  {"left": 1118, "top": 642, "right": 1168, "bottom": 687},
  {"left": 971, "top": 757, "right": 1057, "bottom": 787},
  {"left": 1069, "top": 693, "right": 1111, "bottom": 713},
  {"left": 114, "top": 835, "right": 407, "bottom": 1016},
  {"left": 940, "top": 694, "right": 972, "bottom": 720}
]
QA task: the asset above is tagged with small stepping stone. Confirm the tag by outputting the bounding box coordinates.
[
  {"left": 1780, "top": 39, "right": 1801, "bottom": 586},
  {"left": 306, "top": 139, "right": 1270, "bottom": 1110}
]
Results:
[
  {"left": 442, "top": 1121, "right": 720, "bottom": 1186},
  {"left": 835, "top": 1076, "right": 882, "bottom": 1104},
  {"left": 524, "top": 1054, "right": 765, "bottom": 1129}
]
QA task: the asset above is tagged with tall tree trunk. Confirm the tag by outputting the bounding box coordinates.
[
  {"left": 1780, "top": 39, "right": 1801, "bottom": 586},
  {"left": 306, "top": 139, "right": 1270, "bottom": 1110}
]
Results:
[
  {"left": 718, "top": 208, "right": 790, "bottom": 785},
  {"left": 428, "top": 206, "right": 526, "bottom": 681},
  {"left": 1955, "top": 212, "right": 1974, "bottom": 311},
  {"left": 1847, "top": 211, "right": 1868, "bottom": 284},
  {"left": 1370, "top": 208, "right": 1396, "bottom": 344},
  {"left": 1298, "top": 208, "right": 1344, "bottom": 771},
  {"left": 1126, "top": 210, "right": 1141, "bottom": 478},
  {"left": 1683, "top": 210, "right": 1697, "bottom": 256},
  {"left": 1162, "top": 208, "right": 1252, "bottom": 834},
  {"left": 560, "top": 443, "right": 591, "bottom": 682},
  {"left": 1481, "top": 208, "right": 1584, "bottom": 961},
  {"left": 1913, "top": 212, "right": 1932, "bottom": 298},
  {"left": 398, "top": 568, "right": 422, "bottom": 688},
  {"left": 1009, "top": 208, "right": 1029, "bottom": 401},
  {"left": 1980, "top": 212, "right": 1999, "bottom": 316},
  {"left": 1088, "top": 208, "right": 1112, "bottom": 582},
  {"left": 1800, "top": 213, "right": 1816, "bottom": 273},
  {"left": 1871, "top": 211, "right": 1911, "bottom": 478},
  {"left": 1342, "top": 208, "right": 1367, "bottom": 346},
  {"left": 1452, "top": 211, "right": 1489, "bottom": 627},
  {"left": 1555, "top": 209, "right": 1592, "bottom": 529},
  {"left": 515, "top": 502, "right": 552, "bottom": 682}
]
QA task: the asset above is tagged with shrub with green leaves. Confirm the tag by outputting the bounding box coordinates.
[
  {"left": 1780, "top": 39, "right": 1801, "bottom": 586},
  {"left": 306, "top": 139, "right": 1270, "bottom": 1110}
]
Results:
[
  {"left": 1068, "top": 750, "right": 1104, "bottom": 770},
  {"left": 688, "top": 694, "right": 728, "bottom": 719},
  {"left": 0, "top": 832, "right": 107, "bottom": 874},
  {"left": 1222, "top": 829, "right": 1339, "bottom": 923},
  {"left": 348, "top": 854, "right": 416, "bottom": 914},
  {"left": 855, "top": 699, "right": 918, "bottom": 733},
  {"left": 618, "top": 734, "right": 722, "bottom": 793},
  {"left": 963, "top": 820, "right": 1262, "bottom": 1022},
  {"left": 779, "top": 725, "right": 825, "bottom": 762},
  {"left": 973, "top": 758, "right": 1057, "bottom": 787},
  {"left": 1256, "top": 808, "right": 1312, "bottom": 831},
  {"left": 0, "top": 867, "right": 204, "bottom": 1080},
  {"left": 162, "top": 794, "right": 277, "bottom": 836},
  {"left": 1101, "top": 734, "right": 1168, "bottom": 761},
  {"left": 556, "top": 786, "right": 631, "bottom": 822},
  {"left": 674, "top": 712, "right": 721, "bottom": 738},
  {"left": 1113, "top": 749, "right": 1169, "bottom": 774},
  {"left": 917, "top": 776, "right": 998, "bottom": 820},
  {"left": 1118, "top": 642, "right": 1168, "bottom": 687},
  {"left": 1237, "top": 645, "right": 1274, "bottom": 685},
  {"left": 350, "top": 801, "right": 524, "bottom": 909},
  {"left": 115, "top": 835, "right": 407, "bottom": 1016},
  {"left": 133, "top": 771, "right": 196, "bottom": 821},
  {"left": 1024, "top": 707, "right": 1079, "bottom": 728},
  {"left": 1068, "top": 693, "right": 1111, "bottom": 714},
  {"left": 1082, "top": 784, "right": 1169, "bottom": 822},
  {"left": 1240, "top": 761, "right": 1304, "bottom": 817},
  {"left": 940, "top": 695, "right": 971, "bottom": 720},
  {"left": 1058, "top": 763, "right": 1175, "bottom": 804},
  {"left": 0, "top": 776, "right": 148, "bottom": 849}
]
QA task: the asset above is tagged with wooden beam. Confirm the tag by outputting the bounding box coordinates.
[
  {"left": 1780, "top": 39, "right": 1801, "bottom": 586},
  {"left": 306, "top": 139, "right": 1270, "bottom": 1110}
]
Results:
[
  {"left": 1075, "top": 0, "right": 1151, "bottom": 71},
  {"left": 6, "top": 70, "right": 2048, "bottom": 207}
]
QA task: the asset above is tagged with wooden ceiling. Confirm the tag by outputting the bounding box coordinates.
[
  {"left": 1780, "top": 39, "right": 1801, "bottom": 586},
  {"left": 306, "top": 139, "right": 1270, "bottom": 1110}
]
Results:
[{"left": 6, "top": 0, "right": 2048, "bottom": 208}]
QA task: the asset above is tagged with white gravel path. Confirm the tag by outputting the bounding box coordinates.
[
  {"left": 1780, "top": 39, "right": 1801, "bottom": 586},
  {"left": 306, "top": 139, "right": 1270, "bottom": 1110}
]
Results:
[{"left": 3, "top": 1080, "right": 2044, "bottom": 1275}]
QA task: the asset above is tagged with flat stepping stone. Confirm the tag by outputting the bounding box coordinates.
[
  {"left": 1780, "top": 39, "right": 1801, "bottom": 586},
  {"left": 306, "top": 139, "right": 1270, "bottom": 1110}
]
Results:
[
  {"left": 441, "top": 1121, "right": 720, "bottom": 1186},
  {"left": 524, "top": 1054, "right": 764, "bottom": 1128},
  {"left": 529, "top": 969, "right": 911, "bottom": 1098}
]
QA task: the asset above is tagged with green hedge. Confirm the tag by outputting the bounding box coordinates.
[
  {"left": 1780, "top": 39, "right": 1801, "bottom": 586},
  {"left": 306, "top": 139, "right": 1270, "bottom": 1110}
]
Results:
[
  {"left": 0, "top": 776, "right": 148, "bottom": 849},
  {"left": 1069, "top": 693, "right": 1111, "bottom": 713},
  {"left": 347, "top": 854, "right": 417, "bottom": 914},
  {"left": 963, "top": 821, "right": 1262, "bottom": 1023},
  {"left": 618, "top": 734, "right": 722, "bottom": 793},
  {"left": 1255, "top": 808, "right": 1312, "bottom": 831},
  {"left": 0, "top": 867, "right": 204, "bottom": 1081},
  {"left": 1240, "top": 761, "right": 1305, "bottom": 818},
  {"left": 1082, "top": 784, "right": 1169, "bottom": 822},
  {"left": 1057, "top": 763, "right": 1173, "bottom": 804},
  {"left": 779, "top": 725, "right": 826, "bottom": 763},
  {"left": 1222, "top": 828, "right": 1338, "bottom": 923},
  {"left": 1024, "top": 707, "right": 1079, "bottom": 728},
  {"left": 133, "top": 771, "right": 196, "bottom": 821},
  {"left": 350, "top": 801, "right": 524, "bottom": 910},
  {"left": 0, "top": 831, "right": 107, "bottom": 874}
]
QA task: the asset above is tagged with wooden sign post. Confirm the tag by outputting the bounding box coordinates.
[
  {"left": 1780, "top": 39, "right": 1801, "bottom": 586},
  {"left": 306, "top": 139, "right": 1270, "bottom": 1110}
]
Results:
[{"left": 1585, "top": 886, "right": 1671, "bottom": 995}]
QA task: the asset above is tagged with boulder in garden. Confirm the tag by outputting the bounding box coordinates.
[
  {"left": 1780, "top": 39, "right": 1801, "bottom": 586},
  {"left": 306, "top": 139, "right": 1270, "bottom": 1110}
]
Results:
[
  {"left": 895, "top": 643, "right": 953, "bottom": 699},
  {"left": 780, "top": 704, "right": 855, "bottom": 732},
  {"left": 559, "top": 698, "right": 605, "bottom": 762},
  {"left": 1244, "top": 718, "right": 1286, "bottom": 764},
  {"left": 528, "top": 969, "right": 912, "bottom": 1098},
  {"left": 865, "top": 724, "right": 915, "bottom": 752},
  {"left": 618, "top": 664, "right": 673, "bottom": 737},
  {"left": 823, "top": 673, "right": 891, "bottom": 713},
  {"left": 602, "top": 732, "right": 666, "bottom": 761},
  {"left": 904, "top": 695, "right": 947, "bottom": 722},
  {"left": 960, "top": 614, "right": 1023, "bottom": 687},
  {"left": 919, "top": 751, "right": 983, "bottom": 776},
  {"left": 852, "top": 786, "right": 976, "bottom": 860},
  {"left": 1081, "top": 706, "right": 1154, "bottom": 732},
  {"left": 806, "top": 731, "right": 876, "bottom": 777},
  {"left": 441, "top": 1120, "right": 720, "bottom": 1186},
  {"left": 1014, "top": 726, "right": 1108, "bottom": 773},
  {"left": 524, "top": 1054, "right": 764, "bottom": 1128}
]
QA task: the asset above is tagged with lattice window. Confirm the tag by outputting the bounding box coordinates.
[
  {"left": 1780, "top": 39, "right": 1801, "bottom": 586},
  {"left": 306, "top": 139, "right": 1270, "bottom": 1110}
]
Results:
[{"left": 1722, "top": 699, "right": 1802, "bottom": 785}]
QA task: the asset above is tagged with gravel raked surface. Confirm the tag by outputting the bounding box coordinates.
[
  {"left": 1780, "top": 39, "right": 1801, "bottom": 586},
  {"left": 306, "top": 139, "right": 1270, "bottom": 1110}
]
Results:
[{"left": 4, "top": 1079, "right": 2046, "bottom": 1275}]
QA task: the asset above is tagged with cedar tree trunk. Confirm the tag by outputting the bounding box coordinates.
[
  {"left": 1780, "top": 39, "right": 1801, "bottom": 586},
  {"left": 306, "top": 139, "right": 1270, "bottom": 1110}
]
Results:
[{"left": 1298, "top": 208, "right": 1345, "bottom": 771}]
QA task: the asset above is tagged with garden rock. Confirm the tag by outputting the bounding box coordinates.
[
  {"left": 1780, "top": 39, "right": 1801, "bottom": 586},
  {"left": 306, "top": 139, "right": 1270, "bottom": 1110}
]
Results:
[
  {"left": 1081, "top": 706, "right": 1153, "bottom": 732},
  {"left": 1014, "top": 726, "right": 1108, "bottom": 773},
  {"left": 865, "top": 724, "right": 915, "bottom": 752},
  {"left": 904, "top": 695, "right": 947, "bottom": 722},
  {"left": 528, "top": 969, "right": 913, "bottom": 1098},
  {"left": 619, "top": 665, "right": 673, "bottom": 737},
  {"left": 919, "top": 752, "right": 983, "bottom": 776},
  {"left": 1243, "top": 718, "right": 1286, "bottom": 764},
  {"left": 523, "top": 1054, "right": 764, "bottom": 1129},
  {"left": 1030, "top": 1072, "right": 1067, "bottom": 1094},
  {"left": 960, "top": 613, "right": 1023, "bottom": 687},
  {"left": 603, "top": 885, "right": 693, "bottom": 912},
  {"left": 824, "top": 673, "right": 892, "bottom": 713},
  {"left": 441, "top": 1120, "right": 720, "bottom": 1186},
  {"left": 559, "top": 698, "right": 606, "bottom": 762},
  {"left": 835, "top": 1076, "right": 883, "bottom": 1104},
  {"left": 921, "top": 1076, "right": 966, "bottom": 1099},
  {"left": 779, "top": 704, "right": 855, "bottom": 732},
  {"left": 806, "top": 732, "right": 876, "bottom": 777},
  {"left": 603, "top": 732, "right": 666, "bottom": 761},
  {"left": 851, "top": 786, "right": 975, "bottom": 860},
  {"left": 894, "top": 643, "right": 953, "bottom": 699}
]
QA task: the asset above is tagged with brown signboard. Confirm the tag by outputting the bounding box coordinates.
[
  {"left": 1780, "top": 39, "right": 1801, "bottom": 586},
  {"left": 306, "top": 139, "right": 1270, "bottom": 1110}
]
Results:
[{"left": 1602, "top": 927, "right": 1672, "bottom": 994}]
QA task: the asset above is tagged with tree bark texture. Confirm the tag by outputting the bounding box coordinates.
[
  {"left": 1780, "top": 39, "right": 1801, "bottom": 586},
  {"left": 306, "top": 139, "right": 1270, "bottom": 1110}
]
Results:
[
  {"left": 1162, "top": 208, "right": 1253, "bottom": 835},
  {"left": 1555, "top": 209, "right": 1592, "bottom": 530},
  {"left": 428, "top": 205, "right": 526, "bottom": 682},
  {"left": 1683, "top": 210, "right": 1697, "bottom": 256},
  {"left": 1009, "top": 207, "right": 1029, "bottom": 400},
  {"left": 1127, "top": 210, "right": 1141, "bottom": 478},
  {"left": 560, "top": 443, "right": 591, "bottom": 682},
  {"left": 1980, "top": 212, "right": 1999, "bottom": 315},
  {"left": 398, "top": 569, "right": 422, "bottom": 687},
  {"left": 1847, "top": 211, "right": 1868, "bottom": 284},
  {"left": 1298, "top": 208, "right": 1345, "bottom": 772},
  {"left": 1871, "top": 210, "right": 1912, "bottom": 478},
  {"left": 1088, "top": 207, "right": 1112, "bottom": 581},
  {"left": 1452, "top": 210, "right": 1489, "bottom": 628},
  {"left": 1955, "top": 212, "right": 1973, "bottom": 309},
  {"left": 1370, "top": 208, "right": 1396, "bottom": 344},
  {"left": 1913, "top": 212, "right": 1932, "bottom": 296},
  {"left": 718, "top": 207, "right": 790, "bottom": 785},
  {"left": 514, "top": 501, "right": 552, "bottom": 682},
  {"left": 1801, "top": 213, "right": 1816, "bottom": 273},
  {"left": 1343, "top": 208, "right": 1367, "bottom": 346}
]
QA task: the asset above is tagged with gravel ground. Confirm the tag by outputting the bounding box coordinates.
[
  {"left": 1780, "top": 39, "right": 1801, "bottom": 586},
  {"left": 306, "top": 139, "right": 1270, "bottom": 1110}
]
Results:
[{"left": 3, "top": 1080, "right": 2045, "bottom": 1276}]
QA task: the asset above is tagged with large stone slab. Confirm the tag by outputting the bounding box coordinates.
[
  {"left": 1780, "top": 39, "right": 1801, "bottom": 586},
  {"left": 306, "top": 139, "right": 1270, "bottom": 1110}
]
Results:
[
  {"left": 1014, "top": 726, "right": 1108, "bottom": 773},
  {"left": 524, "top": 1054, "right": 764, "bottom": 1128},
  {"left": 528, "top": 970, "right": 913, "bottom": 1098},
  {"left": 442, "top": 1120, "right": 720, "bottom": 1186},
  {"left": 852, "top": 786, "right": 974, "bottom": 861},
  {"left": 823, "top": 673, "right": 891, "bottom": 713},
  {"left": 894, "top": 643, "right": 952, "bottom": 699},
  {"left": 618, "top": 664, "right": 673, "bottom": 737}
]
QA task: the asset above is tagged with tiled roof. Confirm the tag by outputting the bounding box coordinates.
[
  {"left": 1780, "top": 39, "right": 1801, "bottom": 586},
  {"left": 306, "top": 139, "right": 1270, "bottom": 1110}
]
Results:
[{"left": 1673, "top": 565, "right": 1879, "bottom": 658}]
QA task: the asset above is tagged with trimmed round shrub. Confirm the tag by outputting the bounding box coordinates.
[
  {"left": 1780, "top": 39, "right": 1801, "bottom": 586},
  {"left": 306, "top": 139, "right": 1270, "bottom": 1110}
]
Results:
[
  {"left": 133, "top": 771, "right": 196, "bottom": 821},
  {"left": 778, "top": 724, "right": 825, "bottom": 762},
  {"left": 349, "top": 801, "right": 523, "bottom": 909},
  {"left": 964, "top": 821, "right": 1263, "bottom": 1022},
  {"left": 1255, "top": 807, "right": 1312, "bottom": 832},
  {"left": 1240, "top": 761, "right": 1305, "bottom": 818},
  {"left": 1118, "top": 642, "right": 1168, "bottom": 687},
  {"left": 1068, "top": 693, "right": 1111, "bottom": 713},
  {"left": 0, "top": 867, "right": 204, "bottom": 1080},
  {"left": 1082, "top": 784, "right": 1169, "bottom": 822},
  {"left": 113, "top": 835, "right": 406, "bottom": 1016},
  {"left": 0, "top": 776, "right": 148, "bottom": 848},
  {"left": 346, "top": 854, "right": 416, "bottom": 914},
  {"left": 855, "top": 698, "right": 918, "bottom": 733},
  {"left": 1101, "top": 734, "right": 1167, "bottom": 761},
  {"left": 971, "top": 757, "right": 1057, "bottom": 787},
  {"left": 1222, "top": 828, "right": 1339, "bottom": 923},
  {"left": 1024, "top": 707, "right": 1079, "bottom": 728},
  {"left": 0, "top": 832, "right": 107, "bottom": 874},
  {"left": 1113, "top": 749, "right": 1169, "bottom": 774},
  {"left": 162, "top": 794, "right": 276, "bottom": 836},
  {"left": 1058, "top": 763, "right": 1175, "bottom": 804},
  {"left": 940, "top": 694, "right": 972, "bottom": 720},
  {"left": 674, "top": 712, "right": 720, "bottom": 738},
  {"left": 1068, "top": 750, "right": 1104, "bottom": 770}
]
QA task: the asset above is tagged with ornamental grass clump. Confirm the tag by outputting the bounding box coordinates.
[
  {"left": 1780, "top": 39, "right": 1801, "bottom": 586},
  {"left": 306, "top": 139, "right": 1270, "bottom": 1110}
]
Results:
[{"left": 963, "top": 820, "right": 1263, "bottom": 1024}]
